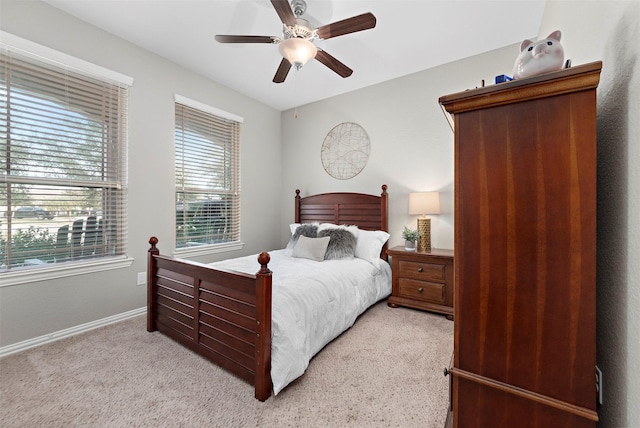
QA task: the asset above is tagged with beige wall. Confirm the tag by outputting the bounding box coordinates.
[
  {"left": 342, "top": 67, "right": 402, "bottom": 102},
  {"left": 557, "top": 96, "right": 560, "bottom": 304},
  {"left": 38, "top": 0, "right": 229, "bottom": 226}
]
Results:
[
  {"left": 0, "top": 0, "right": 282, "bottom": 346},
  {"left": 279, "top": 44, "right": 521, "bottom": 250}
]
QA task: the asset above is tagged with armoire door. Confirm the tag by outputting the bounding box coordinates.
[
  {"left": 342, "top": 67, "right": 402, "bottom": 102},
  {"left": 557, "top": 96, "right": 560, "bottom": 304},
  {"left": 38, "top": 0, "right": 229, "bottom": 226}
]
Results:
[{"left": 440, "top": 61, "right": 602, "bottom": 428}]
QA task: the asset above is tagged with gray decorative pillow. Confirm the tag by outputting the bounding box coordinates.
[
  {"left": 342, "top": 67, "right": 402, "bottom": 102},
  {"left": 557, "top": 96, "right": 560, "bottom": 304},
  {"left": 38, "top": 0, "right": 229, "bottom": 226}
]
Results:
[
  {"left": 318, "top": 228, "right": 357, "bottom": 260},
  {"left": 287, "top": 223, "right": 318, "bottom": 249}
]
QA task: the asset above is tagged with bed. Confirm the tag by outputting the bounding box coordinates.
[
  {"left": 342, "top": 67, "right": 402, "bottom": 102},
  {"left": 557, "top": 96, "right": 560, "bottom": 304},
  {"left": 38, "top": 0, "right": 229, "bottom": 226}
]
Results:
[{"left": 147, "top": 185, "right": 390, "bottom": 401}]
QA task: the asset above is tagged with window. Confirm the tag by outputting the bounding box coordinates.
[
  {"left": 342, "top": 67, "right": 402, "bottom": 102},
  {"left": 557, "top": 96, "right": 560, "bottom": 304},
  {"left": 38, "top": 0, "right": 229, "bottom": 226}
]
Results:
[
  {"left": 1, "top": 34, "right": 131, "bottom": 274},
  {"left": 174, "top": 95, "right": 241, "bottom": 250}
]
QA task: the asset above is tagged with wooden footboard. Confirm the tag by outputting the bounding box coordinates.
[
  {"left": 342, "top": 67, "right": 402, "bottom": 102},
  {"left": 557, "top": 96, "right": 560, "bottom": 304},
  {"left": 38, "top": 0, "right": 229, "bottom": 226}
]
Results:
[{"left": 147, "top": 237, "right": 273, "bottom": 401}]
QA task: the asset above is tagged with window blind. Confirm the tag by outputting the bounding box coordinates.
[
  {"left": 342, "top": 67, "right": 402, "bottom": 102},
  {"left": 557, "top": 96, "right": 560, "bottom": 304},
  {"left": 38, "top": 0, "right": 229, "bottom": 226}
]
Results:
[
  {"left": 1, "top": 44, "right": 129, "bottom": 271},
  {"left": 175, "top": 99, "right": 240, "bottom": 248}
]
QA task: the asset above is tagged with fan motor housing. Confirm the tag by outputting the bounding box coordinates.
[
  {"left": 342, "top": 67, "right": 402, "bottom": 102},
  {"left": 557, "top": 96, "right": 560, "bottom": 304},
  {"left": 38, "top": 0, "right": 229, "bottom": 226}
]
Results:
[{"left": 283, "top": 18, "right": 315, "bottom": 40}]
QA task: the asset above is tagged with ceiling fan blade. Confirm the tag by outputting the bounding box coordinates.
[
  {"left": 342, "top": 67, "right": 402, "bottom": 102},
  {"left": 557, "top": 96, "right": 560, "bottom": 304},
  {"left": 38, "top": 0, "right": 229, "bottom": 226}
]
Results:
[
  {"left": 270, "top": 0, "right": 296, "bottom": 26},
  {"left": 215, "top": 35, "right": 276, "bottom": 44},
  {"left": 314, "top": 50, "right": 353, "bottom": 78},
  {"left": 316, "top": 12, "right": 377, "bottom": 40},
  {"left": 273, "top": 58, "right": 292, "bottom": 83}
]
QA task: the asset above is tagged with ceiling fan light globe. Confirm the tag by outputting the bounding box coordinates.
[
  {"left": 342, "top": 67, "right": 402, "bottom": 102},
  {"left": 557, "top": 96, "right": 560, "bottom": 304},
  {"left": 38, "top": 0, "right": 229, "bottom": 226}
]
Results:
[{"left": 279, "top": 38, "right": 317, "bottom": 68}]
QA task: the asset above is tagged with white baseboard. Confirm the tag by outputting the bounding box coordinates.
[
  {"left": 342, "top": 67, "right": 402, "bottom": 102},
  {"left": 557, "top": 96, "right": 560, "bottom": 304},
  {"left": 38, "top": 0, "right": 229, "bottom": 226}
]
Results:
[{"left": 0, "top": 307, "right": 146, "bottom": 358}]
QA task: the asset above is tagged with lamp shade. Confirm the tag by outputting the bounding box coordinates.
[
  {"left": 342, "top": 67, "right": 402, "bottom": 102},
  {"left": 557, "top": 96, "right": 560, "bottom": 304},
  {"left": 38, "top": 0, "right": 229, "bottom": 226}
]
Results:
[
  {"left": 409, "top": 192, "right": 441, "bottom": 215},
  {"left": 279, "top": 38, "right": 317, "bottom": 68}
]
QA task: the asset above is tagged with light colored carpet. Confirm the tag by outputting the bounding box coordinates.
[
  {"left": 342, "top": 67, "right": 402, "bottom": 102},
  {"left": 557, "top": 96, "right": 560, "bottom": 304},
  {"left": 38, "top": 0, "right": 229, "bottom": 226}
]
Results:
[{"left": 0, "top": 301, "right": 453, "bottom": 427}]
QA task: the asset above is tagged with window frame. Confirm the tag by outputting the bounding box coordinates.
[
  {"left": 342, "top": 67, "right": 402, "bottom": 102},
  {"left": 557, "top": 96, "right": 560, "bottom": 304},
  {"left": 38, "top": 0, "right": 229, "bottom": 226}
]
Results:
[
  {"left": 173, "top": 94, "right": 243, "bottom": 257},
  {"left": 0, "top": 32, "right": 134, "bottom": 286}
]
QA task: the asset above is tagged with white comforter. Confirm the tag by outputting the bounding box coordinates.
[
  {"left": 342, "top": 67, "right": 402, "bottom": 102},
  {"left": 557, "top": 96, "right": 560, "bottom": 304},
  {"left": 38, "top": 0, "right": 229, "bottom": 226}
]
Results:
[{"left": 209, "top": 249, "right": 392, "bottom": 395}]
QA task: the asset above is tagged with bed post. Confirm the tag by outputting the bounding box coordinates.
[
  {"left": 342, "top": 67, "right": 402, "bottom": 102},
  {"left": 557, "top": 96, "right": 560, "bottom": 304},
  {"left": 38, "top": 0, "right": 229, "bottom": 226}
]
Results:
[
  {"left": 294, "top": 189, "right": 301, "bottom": 223},
  {"left": 147, "top": 236, "right": 159, "bottom": 332},
  {"left": 380, "top": 185, "right": 389, "bottom": 260},
  {"left": 254, "top": 251, "right": 273, "bottom": 401}
]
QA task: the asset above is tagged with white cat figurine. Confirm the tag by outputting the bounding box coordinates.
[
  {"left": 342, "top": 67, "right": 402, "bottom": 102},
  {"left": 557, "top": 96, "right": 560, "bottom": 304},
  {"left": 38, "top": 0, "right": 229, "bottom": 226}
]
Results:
[{"left": 512, "top": 30, "right": 565, "bottom": 79}]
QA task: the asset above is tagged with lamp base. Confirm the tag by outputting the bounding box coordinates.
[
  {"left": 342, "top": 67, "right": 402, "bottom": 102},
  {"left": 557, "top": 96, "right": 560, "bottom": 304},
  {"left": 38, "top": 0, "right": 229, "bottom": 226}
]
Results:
[{"left": 417, "top": 218, "right": 431, "bottom": 252}]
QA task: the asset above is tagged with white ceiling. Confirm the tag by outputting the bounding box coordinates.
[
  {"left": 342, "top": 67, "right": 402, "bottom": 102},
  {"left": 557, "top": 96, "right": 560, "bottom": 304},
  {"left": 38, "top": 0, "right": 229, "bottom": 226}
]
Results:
[{"left": 42, "top": 0, "right": 546, "bottom": 111}]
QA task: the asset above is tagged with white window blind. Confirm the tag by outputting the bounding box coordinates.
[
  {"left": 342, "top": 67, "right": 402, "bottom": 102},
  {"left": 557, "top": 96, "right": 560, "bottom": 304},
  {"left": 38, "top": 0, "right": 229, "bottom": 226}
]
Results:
[
  {"left": 1, "top": 41, "right": 129, "bottom": 272},
  {"left": 175, "top": 98, "right": 241, "bottom": 249}
]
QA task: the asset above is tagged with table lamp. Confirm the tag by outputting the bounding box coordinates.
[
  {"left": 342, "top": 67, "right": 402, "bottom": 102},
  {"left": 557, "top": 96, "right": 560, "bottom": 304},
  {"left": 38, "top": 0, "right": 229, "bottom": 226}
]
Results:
[{"left": 409, "top": 192, "right": 441, "bottom": 251}]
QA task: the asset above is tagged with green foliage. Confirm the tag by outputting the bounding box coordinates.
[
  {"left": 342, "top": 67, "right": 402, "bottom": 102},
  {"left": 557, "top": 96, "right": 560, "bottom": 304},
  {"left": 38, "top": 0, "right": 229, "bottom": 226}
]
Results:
[
  {"left": 0, "top": 226, "right": 56, "bottom": 268},
  {"left": 402, "top": 226, "right": 420, "bottom": 242}
]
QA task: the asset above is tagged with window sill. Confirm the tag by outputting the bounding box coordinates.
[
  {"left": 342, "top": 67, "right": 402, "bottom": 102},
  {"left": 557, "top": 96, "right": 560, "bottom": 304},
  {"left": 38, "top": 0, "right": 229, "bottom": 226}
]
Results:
[
  {"left": 173, "top": 241, "right": 244, "bottom": 259},
  {"left": 0, "top": 256, "right": 135, "bottom": 287}
]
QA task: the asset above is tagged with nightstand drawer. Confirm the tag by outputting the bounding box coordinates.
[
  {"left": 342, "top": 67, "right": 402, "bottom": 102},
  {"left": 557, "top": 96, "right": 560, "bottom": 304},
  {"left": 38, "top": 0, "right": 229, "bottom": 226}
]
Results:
[
  {"left": 398, "top": 278, "right": 445, "bottom": 303},
  {"left": 398, "top": 260, "right": 447, "bottom": 282}
]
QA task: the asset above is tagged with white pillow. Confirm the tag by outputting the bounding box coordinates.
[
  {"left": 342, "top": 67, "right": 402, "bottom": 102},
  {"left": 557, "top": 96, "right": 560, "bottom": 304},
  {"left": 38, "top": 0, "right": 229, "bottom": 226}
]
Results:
[
  {"left": 354, "top": 229, "right": 390, "bottom": 269},
  {"left": 292, "top": 235, "right": 330, "bottom": 262},
  {"left": 289, "top": 223, "right": 301, "bottom": 235}
]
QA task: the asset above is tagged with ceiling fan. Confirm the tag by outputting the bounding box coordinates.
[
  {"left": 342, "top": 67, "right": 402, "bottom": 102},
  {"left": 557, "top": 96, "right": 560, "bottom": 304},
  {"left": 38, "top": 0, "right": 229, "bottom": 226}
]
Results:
[{"left": 215, "top": 0, "right": 377, "bottom": 83}]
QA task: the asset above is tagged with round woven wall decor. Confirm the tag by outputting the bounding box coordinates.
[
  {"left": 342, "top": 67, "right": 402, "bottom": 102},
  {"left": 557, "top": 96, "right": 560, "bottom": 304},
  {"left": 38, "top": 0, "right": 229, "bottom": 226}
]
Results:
[{"left": 321, "top": 122, "right": 370, "bottom": 180}]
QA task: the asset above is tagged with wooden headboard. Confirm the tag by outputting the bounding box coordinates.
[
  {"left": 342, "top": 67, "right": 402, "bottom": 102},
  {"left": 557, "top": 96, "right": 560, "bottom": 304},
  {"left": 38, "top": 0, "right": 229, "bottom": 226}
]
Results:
[{"left": 294, "top": 184, "right": 389, "bottom": 259}]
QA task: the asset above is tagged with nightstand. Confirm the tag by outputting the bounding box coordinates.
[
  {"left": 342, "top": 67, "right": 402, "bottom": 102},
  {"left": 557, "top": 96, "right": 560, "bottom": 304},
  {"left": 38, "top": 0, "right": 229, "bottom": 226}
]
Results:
[{"left": 386, "top": 246, "right": 454, "bottom": 319}]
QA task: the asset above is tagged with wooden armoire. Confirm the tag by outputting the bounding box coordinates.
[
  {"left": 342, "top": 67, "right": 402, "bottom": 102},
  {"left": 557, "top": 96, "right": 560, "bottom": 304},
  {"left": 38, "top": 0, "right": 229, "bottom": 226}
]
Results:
[{"left": 439, "top": 61, "right": 602, "bottom": 427}]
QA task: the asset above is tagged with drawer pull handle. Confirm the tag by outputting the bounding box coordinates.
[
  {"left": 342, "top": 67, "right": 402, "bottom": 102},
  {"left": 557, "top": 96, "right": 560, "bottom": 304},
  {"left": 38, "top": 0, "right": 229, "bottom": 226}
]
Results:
[
  {"left": 417, "top": 267, "right": 423, "bottom": 272},
  {"left": 418, "top": 287, "right": 424, "bottom": 293}
]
